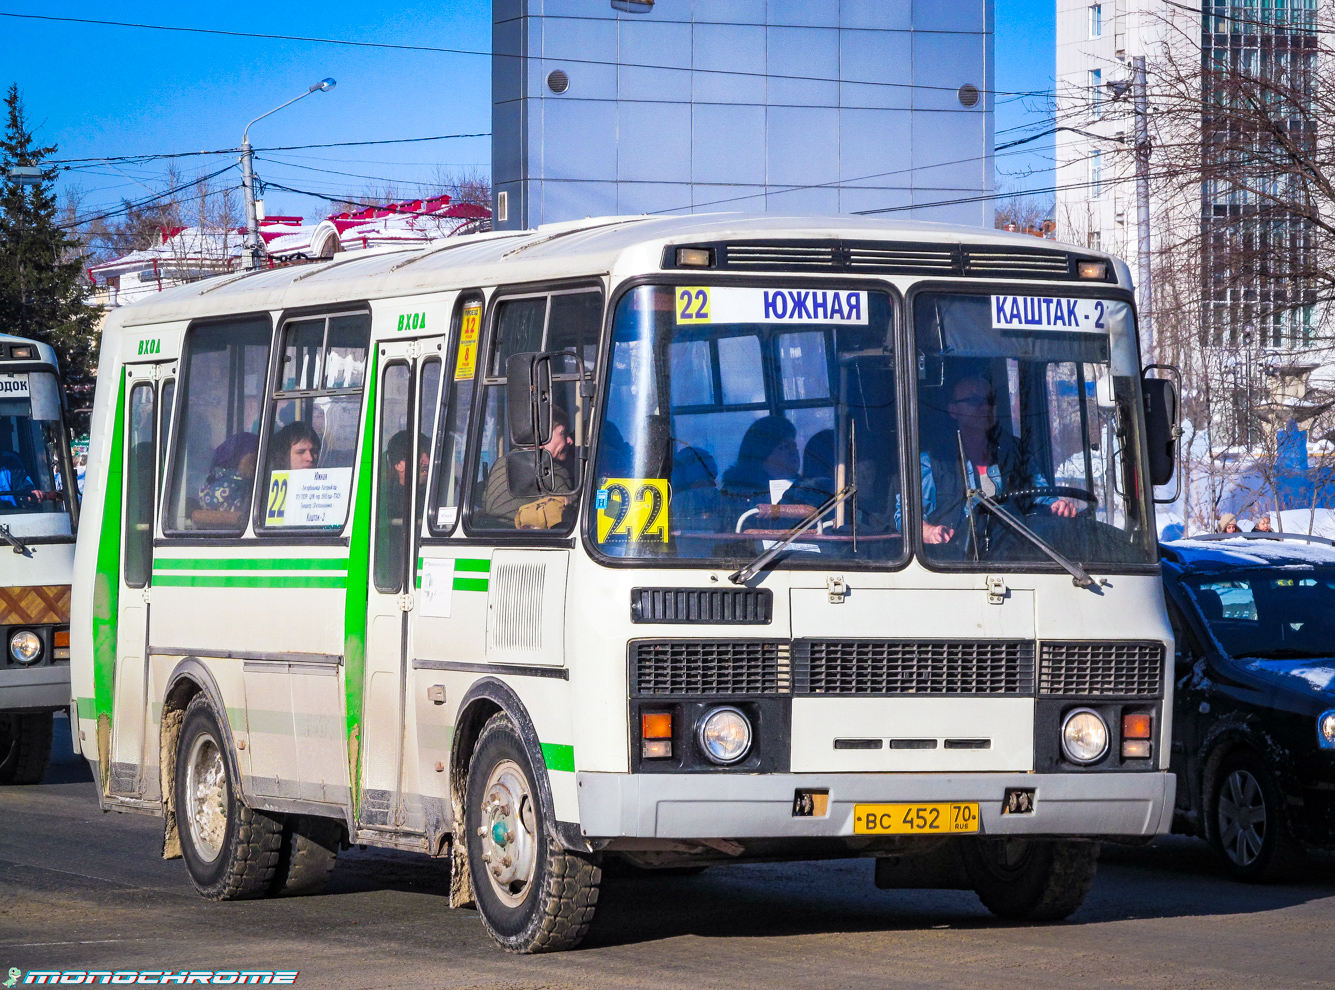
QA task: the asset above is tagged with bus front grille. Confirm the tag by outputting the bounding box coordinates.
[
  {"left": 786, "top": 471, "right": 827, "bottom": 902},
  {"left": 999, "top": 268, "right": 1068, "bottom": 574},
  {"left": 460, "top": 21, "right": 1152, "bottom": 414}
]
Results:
[
  {"left": 793, "top": 639, "right": 1035, "bottom": 695},
  {"left": 630, "top": 587, "right": 773, "bottom": 624},
  {"left": 1038, "top": 641, "right": 1165, "bottom": 697},
  {"left": 631, "top": 640, "right": 791, "bottom": 695}
]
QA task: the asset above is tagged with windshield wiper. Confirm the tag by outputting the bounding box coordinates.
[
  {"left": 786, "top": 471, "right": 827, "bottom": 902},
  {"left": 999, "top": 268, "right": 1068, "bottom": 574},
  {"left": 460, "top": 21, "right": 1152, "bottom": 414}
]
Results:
[
  {"left": 957, "top": 434, "right": 1094, "bottom": 589},
  {"left": 0, "top": 524, "right": 32, "bottom": 558},
  {"left": 729, "top": 485, "right": 857, "bottom": 585}
]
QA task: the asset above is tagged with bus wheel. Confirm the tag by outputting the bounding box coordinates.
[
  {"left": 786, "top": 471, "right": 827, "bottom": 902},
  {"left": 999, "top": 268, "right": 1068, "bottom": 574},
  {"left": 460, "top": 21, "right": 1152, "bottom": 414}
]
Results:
[
  {"left": 465, "top": 713, "right": 601, "bottom": 953},
  {"left": 0, "top": 711, "right": 53, "bottom": 785},
  {"left": 271, "top": 814, "right": 341, "bottom": 897},
  {"left": 174, "top": 694, "right": 282, "bottom": 900},
  {"left": 1209, "top": 750, "right": 1302, "bottom": 882},
  {"left": 962, "top": 837, "right": 1098, "bottom": 922}
]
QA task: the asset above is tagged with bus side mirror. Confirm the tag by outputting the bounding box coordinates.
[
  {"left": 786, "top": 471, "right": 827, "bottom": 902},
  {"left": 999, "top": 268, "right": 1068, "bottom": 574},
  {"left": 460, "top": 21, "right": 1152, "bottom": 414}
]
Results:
[
  {"left": 506, "top": 352, "right": 552, "bottom": 447},
  {"left": 1142, "top": 375, "right": 1179, "bottom": 487}
]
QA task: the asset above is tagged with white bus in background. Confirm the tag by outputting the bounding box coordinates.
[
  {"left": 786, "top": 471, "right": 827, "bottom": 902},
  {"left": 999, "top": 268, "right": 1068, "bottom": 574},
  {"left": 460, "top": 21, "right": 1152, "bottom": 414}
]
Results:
[
  {"left": 70, "top": 214, "right": 1180, "bottom": 952},
  {"left": 0, "top": 335, "right": 78, "bottom": 785}
]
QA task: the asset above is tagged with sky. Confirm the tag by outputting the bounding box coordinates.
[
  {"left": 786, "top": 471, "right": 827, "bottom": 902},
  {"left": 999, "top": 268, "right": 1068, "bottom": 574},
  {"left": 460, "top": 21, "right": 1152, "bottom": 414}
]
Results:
[{"left": 2, "top": 1, "right": 1056, "bottom": 230}]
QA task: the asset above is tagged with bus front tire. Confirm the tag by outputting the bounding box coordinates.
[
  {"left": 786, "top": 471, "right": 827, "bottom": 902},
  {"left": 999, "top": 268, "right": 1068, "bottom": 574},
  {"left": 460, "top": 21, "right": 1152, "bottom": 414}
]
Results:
[
  {"left": 465, "top": 713, "right": 601, "bottom": 953},
  {"left": 962, "top": 837, "right": 1098, "bottom": 922},
  {"left": 0, "top": 711, "right": 53, "bottom": 785},
  {"left": 175, "top": 694, "right": 282, "bottom": 900},
  {"left": 271, "top": 814, "right": 341, "bottom": 897}
]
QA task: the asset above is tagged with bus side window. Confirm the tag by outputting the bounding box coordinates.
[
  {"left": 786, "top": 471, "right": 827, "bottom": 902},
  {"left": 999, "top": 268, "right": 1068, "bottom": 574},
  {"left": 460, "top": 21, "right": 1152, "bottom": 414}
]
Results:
[
  {"left": 158, "top": 378, "right": 175, "bottom": 484},
  {"left": 164, "top": 318, "right": 271, "bottom": 533},
  {"left": 258, "top": 312, "right": 370, "bottom": 533},
  {"left": 429, "top": 294, "right": 483, "bottom": 535},
  {"left": 374, "top": 364, "right": 412, "bottom": 593},
  {"left": 124, "top": 382, "right": 155, "bottom": 588}
]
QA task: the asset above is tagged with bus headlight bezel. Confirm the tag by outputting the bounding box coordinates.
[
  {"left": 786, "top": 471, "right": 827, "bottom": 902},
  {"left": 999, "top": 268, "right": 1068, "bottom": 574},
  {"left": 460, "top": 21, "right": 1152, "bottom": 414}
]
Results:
[
  {"left": 1061, "top": 708, "right": 1110, "bottom": 765},
  {"left": 696, "top": 706, "right": 753, "bottom": 765},
  {"left": 1318, "top": 710, "right": 1335, "bottom": 750},
  {"left": 8, "top": 628, "right": 43, "bottom": 665}
]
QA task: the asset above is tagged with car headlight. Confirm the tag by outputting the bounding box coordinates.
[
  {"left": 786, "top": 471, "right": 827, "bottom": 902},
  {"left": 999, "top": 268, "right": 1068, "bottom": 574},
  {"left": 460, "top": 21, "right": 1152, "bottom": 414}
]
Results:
[
  {"left": 697, "top": 707, "right": 752, "bottom": 765},
  {"left": 1318, "top": 710, "right": 1335, "bottom": 750},
  {"left": 1061, "top": 708, "right": 1110, "bottom": 764},
  {"left": 9, "top": 629, "right": 42, "bottom": 665}
]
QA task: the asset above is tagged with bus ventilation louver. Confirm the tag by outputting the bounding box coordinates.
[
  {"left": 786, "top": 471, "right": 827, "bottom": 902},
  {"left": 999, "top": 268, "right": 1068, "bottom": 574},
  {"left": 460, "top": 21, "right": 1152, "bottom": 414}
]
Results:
[
  {"left": 792, "top": 640, "right": 1036, "bottom": 695},
  {"left": 630, "top": 588, "right": 773, "bottom": 624},
  {"left": 631, "top": 640, "right": 791, "bottom": 695},
  {"left": 1038, "top": 641, "right": 1164, "bottom": 697},
  {"left": 665, "top": 240, "right": 1105, "bottom": 281}
]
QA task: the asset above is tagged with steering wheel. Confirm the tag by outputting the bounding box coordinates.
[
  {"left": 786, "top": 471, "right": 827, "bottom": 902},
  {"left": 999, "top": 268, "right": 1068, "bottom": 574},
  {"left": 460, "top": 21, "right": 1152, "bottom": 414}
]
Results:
[{"left": 996, "top": 486, "right": 1098, "bottom": 508}]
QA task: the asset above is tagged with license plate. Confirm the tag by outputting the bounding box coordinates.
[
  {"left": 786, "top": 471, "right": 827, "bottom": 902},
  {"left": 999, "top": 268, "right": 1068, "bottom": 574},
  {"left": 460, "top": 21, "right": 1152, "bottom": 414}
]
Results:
[{"left": 853, "top": 802, "right": 980, "bottom": 834}]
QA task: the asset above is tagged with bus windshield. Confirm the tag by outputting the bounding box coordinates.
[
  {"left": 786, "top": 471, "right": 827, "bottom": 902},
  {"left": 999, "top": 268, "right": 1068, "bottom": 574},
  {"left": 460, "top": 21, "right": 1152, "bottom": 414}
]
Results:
[
  {"left": 914, "top": 291, "right": 1154, "bottom": 567},
  {"left": 0, "top": 370, "right": 71, "bottom": 518},
  {"left": 593, "top": 283, "right": 903, "bottom": 564}
]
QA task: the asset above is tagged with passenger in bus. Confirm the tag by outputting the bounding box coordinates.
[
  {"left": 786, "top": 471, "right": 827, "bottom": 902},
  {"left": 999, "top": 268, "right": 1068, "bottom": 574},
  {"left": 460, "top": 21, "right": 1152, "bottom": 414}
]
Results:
[
  {"left": 193, "top": 432, "right": 259, "bottom": 527},
  {"left": 482, "top": 405, "right": 577, "bottom": 529},
  {"left": 670, "top": 444, "right": 722, "bottom": 530},
  {"left": 782, "top": 429, "right": 837, "bottom": 506},
  {"left": 721, "top": 415, "right": 799, "bottom": 507},
  {"left": 385, "top": 430, "right": 430, "bottom": 518},
  {"left": 920, "top": 376, "right": 1079, "bottom": 545},
  {"left": 270, "top": 421, "right": 321, "bottom": 472}
]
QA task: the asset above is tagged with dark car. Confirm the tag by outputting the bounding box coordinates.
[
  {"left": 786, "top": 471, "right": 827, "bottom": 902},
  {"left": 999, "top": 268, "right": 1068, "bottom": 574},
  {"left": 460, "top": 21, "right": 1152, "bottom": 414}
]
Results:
[{"left": 1160, "top": 533, "right": 1335, "bottom": 881}]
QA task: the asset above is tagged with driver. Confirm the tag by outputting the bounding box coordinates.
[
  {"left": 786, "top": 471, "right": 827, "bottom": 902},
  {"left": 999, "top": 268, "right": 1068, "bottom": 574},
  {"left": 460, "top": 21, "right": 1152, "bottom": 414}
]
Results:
[{"left": 921, "top": 376, "right": 1079, "bottom": 545}]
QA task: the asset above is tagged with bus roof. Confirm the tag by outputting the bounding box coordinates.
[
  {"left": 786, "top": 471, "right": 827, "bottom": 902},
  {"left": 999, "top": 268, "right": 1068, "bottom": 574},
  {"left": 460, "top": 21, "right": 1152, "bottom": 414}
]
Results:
[
  {"left": 110, "top": 212, "right": 1131, "bottom": 330},
  {"left": 0, "top": 333, "right": 60, "bottom": 369}
]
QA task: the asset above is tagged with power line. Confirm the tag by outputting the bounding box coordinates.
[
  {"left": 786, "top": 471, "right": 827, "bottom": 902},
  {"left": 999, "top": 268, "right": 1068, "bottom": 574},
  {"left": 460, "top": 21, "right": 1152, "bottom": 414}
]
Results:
[
  {"left": 56, "top": 164, "right": 238, "bottom": 230},
  {"left": 46, "top": 133, "right": 491, "bottom": 166},
  {"left": 0, "top": 10, "right": 1049, "bottom": 98}
]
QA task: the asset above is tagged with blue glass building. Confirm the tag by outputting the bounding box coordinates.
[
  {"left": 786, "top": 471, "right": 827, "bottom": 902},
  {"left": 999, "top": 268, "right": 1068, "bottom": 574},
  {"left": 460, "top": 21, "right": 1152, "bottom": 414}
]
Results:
[{"left": 492, "top": 1, "right": 994, "bottom": 229}]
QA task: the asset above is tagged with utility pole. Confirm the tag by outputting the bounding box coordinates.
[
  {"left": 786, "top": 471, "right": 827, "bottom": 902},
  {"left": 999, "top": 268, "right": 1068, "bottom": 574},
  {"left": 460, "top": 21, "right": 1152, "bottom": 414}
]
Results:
[
  {"left": 240, "top": 78, "right": 337, "bottom": 271},
  {"left": 1132, "top": 55, "right": 1153, "bottom": 363}
]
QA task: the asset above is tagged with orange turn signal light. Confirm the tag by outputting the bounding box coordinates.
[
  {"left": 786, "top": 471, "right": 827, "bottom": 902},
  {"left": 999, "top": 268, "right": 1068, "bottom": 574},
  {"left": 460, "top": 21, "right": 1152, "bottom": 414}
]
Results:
[
  {"left": 641, "top": 712, "right": 673, "bottom": 739},
  {"left": 1122, "top": 713, "right": 1152, "bottom": 739},
  {"left": 53, "top": 629, "right": 70, "bottom": 648}
]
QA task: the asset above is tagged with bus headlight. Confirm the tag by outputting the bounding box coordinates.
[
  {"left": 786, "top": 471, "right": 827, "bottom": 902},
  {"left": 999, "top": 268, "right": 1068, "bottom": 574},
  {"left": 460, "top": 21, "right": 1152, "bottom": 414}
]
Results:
[
  {"left": 9, "top": 629, "right": 42, "bottom": 665},
  {"left": 696, "top": 707, "right": 752, "bottom": 765},
  {"left": 1061, "top": 708, "right": 1109, "bottom": 764},
  {"left": 1318, "top": 710, "right": 1335, "bottom": 750}
]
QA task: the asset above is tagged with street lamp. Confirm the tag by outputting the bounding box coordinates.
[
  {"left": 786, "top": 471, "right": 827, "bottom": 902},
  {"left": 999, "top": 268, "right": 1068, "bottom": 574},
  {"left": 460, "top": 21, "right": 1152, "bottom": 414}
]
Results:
[
  {"left": 241, "top": 78, "right": 337, "bottom": 270},
  {"left": 4, "top": 166, "right": 42, "bottom": 186}
]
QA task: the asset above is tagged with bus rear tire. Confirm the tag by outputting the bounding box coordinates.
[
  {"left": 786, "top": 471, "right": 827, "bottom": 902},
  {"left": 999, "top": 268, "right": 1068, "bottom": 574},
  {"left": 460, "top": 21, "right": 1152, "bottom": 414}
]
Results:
[
  {"left": 271, "top": 814, "right": 341, "bottom": 897},
  {"left": 962, "top": 837, "right": 1098, "bottom": 922},
  {"left": 465, "top": 713, "right": 601, "bottom": 953},
  {"left": 175, "top": 694, "right": 282, "bottom": 900},
  {"left": 0, "top": 711, "right": 53, "bottom": 785}
]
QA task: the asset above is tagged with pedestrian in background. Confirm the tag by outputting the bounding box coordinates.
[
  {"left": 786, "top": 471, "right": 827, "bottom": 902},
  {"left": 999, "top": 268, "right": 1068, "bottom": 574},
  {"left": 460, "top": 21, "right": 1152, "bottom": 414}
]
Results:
[
  {"left": 1218, "top": 512, "right": 1240, "bottom": 534},
  {"left": 1253, "top": 515, "right": 1273, "bottom": 532}
]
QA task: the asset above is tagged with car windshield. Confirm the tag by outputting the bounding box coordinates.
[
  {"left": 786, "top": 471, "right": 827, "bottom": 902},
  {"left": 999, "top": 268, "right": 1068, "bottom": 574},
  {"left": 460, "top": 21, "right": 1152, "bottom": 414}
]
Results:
[
  {"left": 593, "top": 284, "right": 903, "bottom": 564},
  {"left": 1187, "top": 569, "right": 1335, "bottom": 659},
  {"left": 914, "top": 292, "right": 1155, "bottom": 567},
  {"left": 0, "top": 371, "right": 71, "bottom": 517}
]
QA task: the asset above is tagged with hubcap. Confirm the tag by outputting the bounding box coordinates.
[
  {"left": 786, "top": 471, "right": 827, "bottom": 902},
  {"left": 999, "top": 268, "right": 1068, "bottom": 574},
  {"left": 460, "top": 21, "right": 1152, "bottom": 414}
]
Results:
[
  {"left": 1218, "top": 768, "right": 1267, "bottom": 867},
  {"left": 478, "top": 758, "right": 537, "bottom": 908},
  {"left": 184, "top": 732, "right": 228, "bottom": 863}
]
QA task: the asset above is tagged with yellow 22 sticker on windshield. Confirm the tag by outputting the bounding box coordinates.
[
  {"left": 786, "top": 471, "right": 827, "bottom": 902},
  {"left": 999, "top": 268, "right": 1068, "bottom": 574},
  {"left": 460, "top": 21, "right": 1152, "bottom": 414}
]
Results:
[
  {"left": 596, "top": 479, "right": 670, "bottom": 543},
  {"left": 676, "top": 287, "right": 711, "bottom": 323}
]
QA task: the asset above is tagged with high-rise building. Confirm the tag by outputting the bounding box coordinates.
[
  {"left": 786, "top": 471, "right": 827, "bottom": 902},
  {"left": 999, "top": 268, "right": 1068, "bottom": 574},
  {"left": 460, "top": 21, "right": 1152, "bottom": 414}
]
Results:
[{"left": 492, "top": 0, "right": 994, "bottom": 229}]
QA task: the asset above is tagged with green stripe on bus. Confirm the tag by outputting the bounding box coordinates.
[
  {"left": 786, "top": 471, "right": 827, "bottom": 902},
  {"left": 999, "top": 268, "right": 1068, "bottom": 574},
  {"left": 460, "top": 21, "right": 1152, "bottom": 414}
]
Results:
[
  {"left": 541, "top": 743, "right": 575, "bottom": 773},
  {"left": 453, "top": 576, "right": 488, "bottom": 592},
  {"left": 153, "top": 574, "right": 347, "bottom": 589},
  {"left": 454, "top": 558, "right": 490, "bottom": 572},
  {"left": 76, "top": 696, "right": 95, "bottom": 720},
  {"left": 92, "top": 375, "right": 126, "bottom": 727},
  {"left": 153, "top": 557, "right": 349, "bottom": 571}
]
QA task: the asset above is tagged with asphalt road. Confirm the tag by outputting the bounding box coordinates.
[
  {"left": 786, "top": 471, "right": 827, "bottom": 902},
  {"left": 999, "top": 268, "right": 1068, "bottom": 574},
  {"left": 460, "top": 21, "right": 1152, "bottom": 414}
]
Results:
[{"left": 3, "top": 716, "right": 1334, "bottom": 990}]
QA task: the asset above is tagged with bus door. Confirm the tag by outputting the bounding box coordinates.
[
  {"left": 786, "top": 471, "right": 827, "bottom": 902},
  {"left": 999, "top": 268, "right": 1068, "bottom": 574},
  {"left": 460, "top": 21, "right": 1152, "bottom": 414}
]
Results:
[
  {"left": 110, "top": 359, "right": 176, "bottom": 798},
  {"left": 361, "top": 337, "right": 443, "bottom": 829}
]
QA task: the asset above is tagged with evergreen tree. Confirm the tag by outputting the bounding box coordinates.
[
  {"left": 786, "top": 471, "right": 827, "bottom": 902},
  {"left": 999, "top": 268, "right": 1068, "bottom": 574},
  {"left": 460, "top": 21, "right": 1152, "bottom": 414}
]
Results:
[{"left": 0, "top": 84, "right": 100, "bottom": 386}]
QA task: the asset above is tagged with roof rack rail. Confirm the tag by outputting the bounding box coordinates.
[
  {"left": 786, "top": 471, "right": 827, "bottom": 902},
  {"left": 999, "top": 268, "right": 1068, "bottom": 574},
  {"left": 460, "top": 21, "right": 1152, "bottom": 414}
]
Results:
[{"left": 1186, "top": 532, "right": 1335, "bottom": 548}]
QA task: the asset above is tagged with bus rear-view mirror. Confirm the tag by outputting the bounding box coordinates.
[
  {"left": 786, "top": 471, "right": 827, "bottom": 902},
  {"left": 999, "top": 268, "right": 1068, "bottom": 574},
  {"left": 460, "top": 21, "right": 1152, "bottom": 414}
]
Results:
[
  {"left": 506, "top": 352, "right": 552, "bottom": 447},
  {"left": 29, "top": 372, "right": 61, "bottom": 422},
  {"left": 1142, "top": 375, "right": 1179, "bottom": 487}
]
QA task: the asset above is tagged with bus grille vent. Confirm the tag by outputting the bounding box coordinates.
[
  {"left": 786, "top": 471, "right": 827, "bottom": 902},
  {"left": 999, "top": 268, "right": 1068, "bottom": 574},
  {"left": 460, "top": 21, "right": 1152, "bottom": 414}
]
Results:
[
  {"left": 793, "top": 640, "right": 1035, "bottom": 695},
  {"left": 964, "top": 248, "right": 1074, "bottom": 278},
  {"left": 631, "top": 640, "right": 791, "bottom": 695},
  {"left": 1038, "top": 641, "right": 1164, "bottom": 697},
  {"left": 488, "top": 563, "right": 545, "bottom": 651},
  {"left": 724, "top": 244, "right": 837, "bottom": 270},
  {"left": 845, "top": 244, "right": 960, "bottom": 274},
  {"left": 630, "top": 588, "right": 773, "bottom": 624}
]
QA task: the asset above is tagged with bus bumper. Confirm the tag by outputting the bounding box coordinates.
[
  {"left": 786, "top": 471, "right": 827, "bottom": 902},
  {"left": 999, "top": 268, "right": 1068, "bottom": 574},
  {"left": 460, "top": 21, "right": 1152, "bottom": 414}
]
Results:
[
  {"left": 0, "top": 663, "right": 71, "bottom": 712},
  {"left": 575, "top": 771, "right": 1176, "bottom": 839}
]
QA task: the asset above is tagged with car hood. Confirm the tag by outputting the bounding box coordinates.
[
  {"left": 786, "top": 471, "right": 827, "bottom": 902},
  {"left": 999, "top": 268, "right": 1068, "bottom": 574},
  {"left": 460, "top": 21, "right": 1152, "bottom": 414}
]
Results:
[{"left": 1240, "top": 658, "right": 1335, "bottom": 701}]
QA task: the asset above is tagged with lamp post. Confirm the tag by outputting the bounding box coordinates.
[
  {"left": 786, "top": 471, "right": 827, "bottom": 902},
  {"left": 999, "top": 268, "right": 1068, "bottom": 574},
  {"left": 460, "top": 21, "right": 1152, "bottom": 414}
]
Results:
[{"left": 241, "top": 78, "right": 336, "bottom": 270}]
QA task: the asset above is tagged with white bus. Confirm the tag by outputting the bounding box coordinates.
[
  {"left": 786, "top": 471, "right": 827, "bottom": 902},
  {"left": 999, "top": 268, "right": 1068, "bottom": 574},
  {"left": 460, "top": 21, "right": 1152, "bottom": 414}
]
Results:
[
  {"left": 71, "top": 215, "right": 1180, "bottom": 952},
  {"left": 0, "top": 335, "right": 78, "bottom": 785}
]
